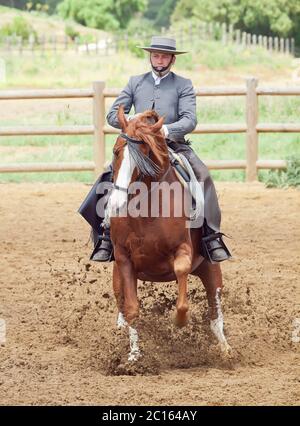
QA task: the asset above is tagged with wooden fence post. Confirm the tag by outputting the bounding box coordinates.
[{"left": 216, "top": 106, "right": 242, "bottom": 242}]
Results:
[
  {"left": 280, "top": 37, "right": 284, "bottom": 53},
  {"left": 285, "top": 38, "right": 290, "bottom": 55},
  {"left": 268, "top": 36, "right": 273, "bottom": 52},
  {"left": 291, "top": 38, "right": 295, "bottom": 56},
  {"left": 246, "top": 77, "right": 259, "bottom": 181},
  {"left": 29, "top": 33, "right": 35, "bottom": 55},
  {"left": 40, "top": 35, "right": 45, "bottom": 55},
  {"left": 242, "top": 32, "right": 247, "bottom": 47},
  {"left": 17, "top": 36, "right": 23, "bottom": 55},
  {"left": 246, "top": 33, "right": 251, "bottom": 47},
  {"left": 64, "top": 35, "right": 68, "bottom": 51},
  {"left": 221, "top": 23, "right": 227, "bottom": 45},
  {"left": 263, "top": 36, "right": 268, "bottom": 49},
  {"left": 93, "top": 81, "right": 106, "bottom": 176},
  {"left": 208, "top": 21, "right": 214, "bottom": 39},
  {"left": 258, "top": 35, "right": 262, "bottom": 47},
  {"left": 228, "top": 24, "right": 234, "bottom": 43}
]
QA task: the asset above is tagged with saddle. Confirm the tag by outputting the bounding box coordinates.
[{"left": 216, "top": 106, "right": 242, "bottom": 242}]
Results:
[
  {"left": 168, "top": 147, "right": 204, "bottom": 222},
  {"left": 168, "top": 148, "right": 190, "bottom": 187}
]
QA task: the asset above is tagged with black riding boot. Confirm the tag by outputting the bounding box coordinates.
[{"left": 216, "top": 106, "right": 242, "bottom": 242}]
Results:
[
  {"left": 201, "top": 220, "right": 232, "bottom": 263},
  {"left": 91, "top": 225, "right": 114, "bottom": 262}
]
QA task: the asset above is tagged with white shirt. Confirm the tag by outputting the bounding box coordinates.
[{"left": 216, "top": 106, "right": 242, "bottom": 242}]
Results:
[
  {"left": 151, "top": 71, "right": 170, "bottom": 86},
  {"left": 151, "top": 71, "right": 169, "bottom": 137}
]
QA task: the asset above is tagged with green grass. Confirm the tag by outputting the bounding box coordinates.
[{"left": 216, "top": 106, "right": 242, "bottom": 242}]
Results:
[
  {"left": 0, "top": 33, "right": 295, "bottom": 89},
  {"left": 175, "top": 39, "right": 291, "bottom": 71}
]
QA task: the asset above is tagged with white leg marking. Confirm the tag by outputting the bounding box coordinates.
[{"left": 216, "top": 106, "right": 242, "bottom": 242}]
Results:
[
  {"left": 128, "top": 326, "right": 141, "bottom": 362},
  {"left": 117, "top": 312, "right": 127, "bottom": 329},
  {"left": 210, "top": 288, "right": 231, "bottom": 353}
]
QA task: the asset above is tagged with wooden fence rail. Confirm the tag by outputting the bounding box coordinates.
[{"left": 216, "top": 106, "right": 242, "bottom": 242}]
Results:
[{"left": 0, "top": 77, "right": 299, "bottom": 181}]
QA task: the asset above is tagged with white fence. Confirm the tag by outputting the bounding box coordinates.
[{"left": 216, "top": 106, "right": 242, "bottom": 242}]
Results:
[{"left": 0, "top": 22, "right": 296, "bottom": 56}]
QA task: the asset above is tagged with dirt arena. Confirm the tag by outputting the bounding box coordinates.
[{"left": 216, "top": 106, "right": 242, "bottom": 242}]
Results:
[{"left": 0, "top": 181, "right": 299, "bottom": 405}]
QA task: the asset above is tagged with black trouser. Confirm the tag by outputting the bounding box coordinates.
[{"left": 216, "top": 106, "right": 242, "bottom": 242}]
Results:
[{"left": 167, "top": 140, "right": 221, "bottom": 232}]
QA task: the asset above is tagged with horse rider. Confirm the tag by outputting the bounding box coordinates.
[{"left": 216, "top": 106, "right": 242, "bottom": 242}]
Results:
[{"left": 79, "top": 36, "right": 231, "bottom": 263}]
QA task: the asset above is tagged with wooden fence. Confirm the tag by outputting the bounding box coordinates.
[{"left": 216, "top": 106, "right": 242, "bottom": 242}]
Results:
[{"left": 0, "top": 77, "right": 299, "bottom": 181}]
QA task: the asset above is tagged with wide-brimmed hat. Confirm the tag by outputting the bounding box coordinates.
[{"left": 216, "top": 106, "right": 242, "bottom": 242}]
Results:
[{"left": 137, "top": 36, "right": 187, "bottom": 55}]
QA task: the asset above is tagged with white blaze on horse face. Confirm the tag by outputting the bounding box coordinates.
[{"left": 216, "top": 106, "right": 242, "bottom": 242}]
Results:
[{"left": 110, "top": 145, "right": 135, "bottom": 217}]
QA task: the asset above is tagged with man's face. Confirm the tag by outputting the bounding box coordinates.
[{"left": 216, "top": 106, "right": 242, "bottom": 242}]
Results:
[{"left": 150, "top": 52, "right": 176, "bottom": 70}]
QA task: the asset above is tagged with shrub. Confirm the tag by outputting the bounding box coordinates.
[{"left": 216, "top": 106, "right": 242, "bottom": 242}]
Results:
[
  {"left": 265, "top": 157, "right": 300, "bottom": 188},
  {"left": 65, "top": 24, "right": 79, "bottom": 41},
  {"left": 0, "top": 16, "right": 36, "bottom": 41}
]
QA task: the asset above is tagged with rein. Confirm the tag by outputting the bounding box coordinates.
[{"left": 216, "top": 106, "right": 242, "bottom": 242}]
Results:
[{"left": 113, "top": 164, "right": 171, "bottom": 194}]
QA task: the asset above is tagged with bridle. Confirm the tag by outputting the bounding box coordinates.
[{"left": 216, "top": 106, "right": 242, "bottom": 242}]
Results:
[
  {"left": 112, "top": 132, "right": 144, "bottom": 193},
  {"left": 119, "top": 132, "right": 144, "bottom": 145},
  {"left": 112, "top": 132, "right": 169, "bottom": 193}
]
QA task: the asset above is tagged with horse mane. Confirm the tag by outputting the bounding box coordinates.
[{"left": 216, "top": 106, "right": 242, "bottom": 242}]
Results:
[{"left": 130, "top": 110, "right": 169, "bottom": 170}]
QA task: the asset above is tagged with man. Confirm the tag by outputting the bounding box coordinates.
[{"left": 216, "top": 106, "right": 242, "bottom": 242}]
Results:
[{"left": 79, "top": 36, "right": 231, "bottom": 263}]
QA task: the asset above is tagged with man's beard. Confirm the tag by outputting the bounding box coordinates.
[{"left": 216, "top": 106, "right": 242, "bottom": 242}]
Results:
[{"left": 150, "top": 56, "right": 174, "bottom": 77}]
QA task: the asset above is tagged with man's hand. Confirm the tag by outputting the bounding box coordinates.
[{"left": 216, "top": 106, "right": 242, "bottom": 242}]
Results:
[{"left": 162, "top": 124, "right": 169, "bottom": 138}]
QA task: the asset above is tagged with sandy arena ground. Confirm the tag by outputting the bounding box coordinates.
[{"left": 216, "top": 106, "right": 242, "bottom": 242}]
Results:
[{"left": 0, "top": 181, "right": 299, "bottom": 405}]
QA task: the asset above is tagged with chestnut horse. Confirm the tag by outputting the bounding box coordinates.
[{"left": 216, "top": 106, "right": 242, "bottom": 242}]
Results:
[{"left": 108, "top": 106, "right": 231, "bottom": 361}]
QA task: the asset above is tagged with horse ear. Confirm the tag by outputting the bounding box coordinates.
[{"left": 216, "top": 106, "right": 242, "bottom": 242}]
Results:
[
  {"left": 117, "top": 104, "right": 128, "bottom": 131},
  {"left": 150, "top": 116, "right": 165, "bottom": 133}
]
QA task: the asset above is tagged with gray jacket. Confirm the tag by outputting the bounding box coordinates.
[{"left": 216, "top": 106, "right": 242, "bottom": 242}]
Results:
[{"left": 106, "top": 71, "right": 197, "bottom": 142}]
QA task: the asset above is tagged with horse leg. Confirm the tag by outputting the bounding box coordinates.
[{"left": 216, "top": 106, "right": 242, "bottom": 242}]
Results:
[
  {"left": 112, "top": 262, "right": 127, "bottom": 328},
  {"left": 173, "top": 243, "right": 192, "bottom": 327},
  {"left": 114, "top": 247, "right": 141, "bottom": 362},
  {"left": 193, "top": 260, "right": 231, "bottom": 354}
]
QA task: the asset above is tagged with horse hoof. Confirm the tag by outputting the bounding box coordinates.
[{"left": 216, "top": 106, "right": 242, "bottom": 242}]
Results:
[
  {"left": 128, "top": 351, "right": 141, "bottom": 362},
  {"left": 220, "top": 343, "right": 233, "bottom": 358},
  {"left": 172, "top": 311, "right": 190, "bottom": 328}
]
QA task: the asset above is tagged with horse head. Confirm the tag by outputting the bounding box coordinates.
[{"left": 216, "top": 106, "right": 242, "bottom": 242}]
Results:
[{"left": 110, "top": 105, "right": 169, "bottom": 212}]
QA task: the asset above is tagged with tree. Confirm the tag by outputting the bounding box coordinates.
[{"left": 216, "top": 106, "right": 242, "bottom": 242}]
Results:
[
  {"left": 57, "top": 0, "right": 147, "bottom": 31},
  {"left": 0, "top": 0, "right": 61, "bottom": 14},
  {"left": 155, "top": 0, "right": 178, "bottom": 28},
  {"left": 143, "top": 0, "right": 179, "bottom": 28},
  {"left": 172, "top": 0, "right": 300, "bottom": 44},
  {"left": 143, "top": 0, "right": 161, "bottom": 21}
]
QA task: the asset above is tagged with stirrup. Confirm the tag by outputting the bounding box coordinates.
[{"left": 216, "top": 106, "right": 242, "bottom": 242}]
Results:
[
  {"left": 201, "top": 232, "right": 232, "bottom": 263},
  {"left": 90, "top": 234, "right": 114, "bottom": 262}
]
